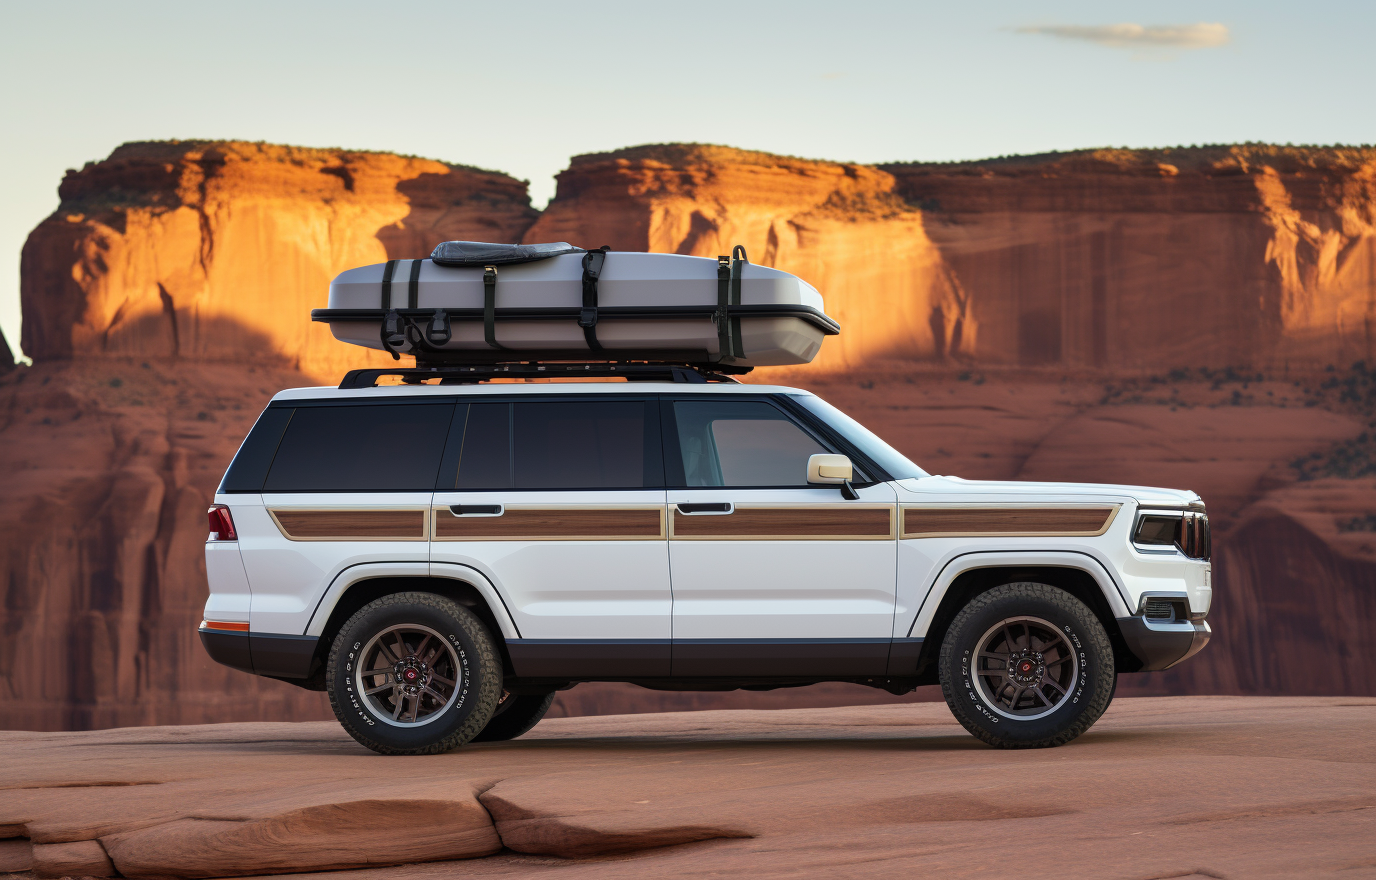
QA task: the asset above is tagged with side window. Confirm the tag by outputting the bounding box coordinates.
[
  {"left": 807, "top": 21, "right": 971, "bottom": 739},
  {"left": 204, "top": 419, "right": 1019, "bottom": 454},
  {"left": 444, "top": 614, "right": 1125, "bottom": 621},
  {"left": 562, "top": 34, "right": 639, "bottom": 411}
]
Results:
[
  {"left": 438, "top": 399, "right": 663, "bottom": 490},
  {"left": 446, "top": 403, "right": 513, "bottom": 490},
  {"left": 671, "top": 400, "right": 829, "bottom": 487},
  {"left": 263, "top": 403, "right": 453, "bottom": 492}
]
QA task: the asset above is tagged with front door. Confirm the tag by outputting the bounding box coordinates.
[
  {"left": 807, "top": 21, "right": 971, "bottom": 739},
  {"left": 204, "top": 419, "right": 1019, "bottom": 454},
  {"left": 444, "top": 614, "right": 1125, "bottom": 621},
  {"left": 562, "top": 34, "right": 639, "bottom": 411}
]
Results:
[
  {"left": 431, "top": 396, "right": 671, "bottom": 678},
  {"left": 664, "top": 397, "right": 898, "bottom": 677}
]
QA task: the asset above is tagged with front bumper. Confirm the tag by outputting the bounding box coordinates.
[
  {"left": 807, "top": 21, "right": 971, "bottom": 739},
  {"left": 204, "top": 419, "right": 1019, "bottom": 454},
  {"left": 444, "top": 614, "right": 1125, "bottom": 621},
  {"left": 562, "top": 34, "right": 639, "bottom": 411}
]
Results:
[{"left": 1117, "top": 616, "right": 1211, "bottom": 671}]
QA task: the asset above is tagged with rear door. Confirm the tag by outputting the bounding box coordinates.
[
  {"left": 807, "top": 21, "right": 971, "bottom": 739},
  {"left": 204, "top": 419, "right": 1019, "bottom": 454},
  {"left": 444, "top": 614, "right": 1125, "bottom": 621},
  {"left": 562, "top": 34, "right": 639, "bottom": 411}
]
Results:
[
  {"left": 665, "top": 396, "right": 898, "bottom": 677},
  {"left": 430, "top": 396, "right": 671, "bottom": 677},
  {"left": 241, "top": 399, "right": 452, "bottom": 671}
]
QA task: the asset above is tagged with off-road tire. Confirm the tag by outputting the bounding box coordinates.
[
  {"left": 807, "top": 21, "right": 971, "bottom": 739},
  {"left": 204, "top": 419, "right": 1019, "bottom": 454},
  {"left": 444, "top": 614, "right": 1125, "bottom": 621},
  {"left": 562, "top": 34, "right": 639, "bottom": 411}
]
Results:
[
  {"left": 327, "top": 592, "right": 502, "bottom": 755},
  {"left": 470, "top": 691, "right": 556, "bottom": 742},
  {"left": 939, "top": 582, "right": 1115, "bottom": 749}
]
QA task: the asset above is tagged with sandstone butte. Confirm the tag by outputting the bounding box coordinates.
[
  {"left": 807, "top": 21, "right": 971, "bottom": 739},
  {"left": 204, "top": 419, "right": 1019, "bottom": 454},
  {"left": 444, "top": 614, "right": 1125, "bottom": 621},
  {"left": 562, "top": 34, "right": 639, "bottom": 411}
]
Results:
[{"left": 3, "top": 139, "right": 1376, "bottom": 731}]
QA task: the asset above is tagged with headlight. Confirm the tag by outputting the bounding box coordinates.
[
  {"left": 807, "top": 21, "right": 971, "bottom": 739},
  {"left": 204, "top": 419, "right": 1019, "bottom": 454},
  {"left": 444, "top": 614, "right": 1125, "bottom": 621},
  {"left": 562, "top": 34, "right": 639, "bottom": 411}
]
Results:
[{"left": 1134, "top": 510, "right": 1210, "bottom": 561}]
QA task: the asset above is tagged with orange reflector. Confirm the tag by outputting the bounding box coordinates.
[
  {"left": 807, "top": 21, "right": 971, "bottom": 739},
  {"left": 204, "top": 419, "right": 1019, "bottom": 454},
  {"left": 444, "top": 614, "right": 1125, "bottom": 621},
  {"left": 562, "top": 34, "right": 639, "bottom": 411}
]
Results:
[{"left": 201, "top": 620, "right": 250, "bottom": 632}]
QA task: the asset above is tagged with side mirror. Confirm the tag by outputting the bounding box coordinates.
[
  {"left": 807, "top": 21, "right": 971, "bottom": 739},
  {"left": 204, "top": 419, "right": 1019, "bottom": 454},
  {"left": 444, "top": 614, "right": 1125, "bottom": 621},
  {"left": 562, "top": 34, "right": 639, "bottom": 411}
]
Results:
[{"left": 808, "top": 454, "right": 860, "bottom": 500}]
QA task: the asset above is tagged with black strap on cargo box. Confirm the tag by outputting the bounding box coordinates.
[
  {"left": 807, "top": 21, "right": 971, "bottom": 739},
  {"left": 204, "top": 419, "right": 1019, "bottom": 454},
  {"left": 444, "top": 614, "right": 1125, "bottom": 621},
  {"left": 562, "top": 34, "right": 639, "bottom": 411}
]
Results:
[
  {"left": 379, "top": 259, "right": 403, "bottom": 359},
  {"left": 715, "top": 246, "right": 748, "bottom": 361},
  {"left": 579, "top": 246, "right": 610, "bottom": 351},
  {"left": 407, "top": 258, "right": 422, "bottom": 308},
  {"left": 730, "top": 246, "right": 747, "bottom": 359},
  {"left": 483, "top": 265, "right": 505, "bottom": 349},
  {"left": 715, "top": 255, "right": 732, "bottom": 360}
]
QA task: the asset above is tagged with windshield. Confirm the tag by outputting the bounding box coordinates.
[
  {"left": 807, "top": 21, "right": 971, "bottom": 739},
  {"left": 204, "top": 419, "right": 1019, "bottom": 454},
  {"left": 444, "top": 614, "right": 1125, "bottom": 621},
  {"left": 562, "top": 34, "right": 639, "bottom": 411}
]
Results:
[{"left": 789, "top": 393, "right": 929, "bottom": 481}]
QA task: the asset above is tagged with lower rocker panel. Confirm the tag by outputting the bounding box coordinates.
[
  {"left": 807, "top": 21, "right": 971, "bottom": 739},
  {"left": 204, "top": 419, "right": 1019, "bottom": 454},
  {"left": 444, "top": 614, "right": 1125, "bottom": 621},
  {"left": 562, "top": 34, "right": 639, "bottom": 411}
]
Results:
[{"left": 504, "top": 638, "right": 905, "bottom": 679}]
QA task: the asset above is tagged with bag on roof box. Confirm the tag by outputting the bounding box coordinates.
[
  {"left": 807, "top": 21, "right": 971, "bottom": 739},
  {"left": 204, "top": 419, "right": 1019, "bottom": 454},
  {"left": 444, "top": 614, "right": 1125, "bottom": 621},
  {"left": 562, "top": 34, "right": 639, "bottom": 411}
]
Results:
[{"left": 311, "top": 242, "right": 839, "bottom": 368}]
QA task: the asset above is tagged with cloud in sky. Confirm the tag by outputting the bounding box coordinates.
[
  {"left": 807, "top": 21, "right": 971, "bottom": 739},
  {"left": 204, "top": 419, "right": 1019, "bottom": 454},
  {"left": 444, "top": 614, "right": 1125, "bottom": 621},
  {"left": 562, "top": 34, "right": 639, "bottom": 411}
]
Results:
[{"left": 1016, "top": 22, "right": 1230, "bottom": 50}]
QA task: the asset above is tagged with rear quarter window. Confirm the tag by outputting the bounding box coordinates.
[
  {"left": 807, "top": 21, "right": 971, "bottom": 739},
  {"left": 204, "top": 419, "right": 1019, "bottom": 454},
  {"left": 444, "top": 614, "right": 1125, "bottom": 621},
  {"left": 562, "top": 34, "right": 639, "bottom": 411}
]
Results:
[{"left": 263, "top": 402, "right": 454, "bottom": 492}]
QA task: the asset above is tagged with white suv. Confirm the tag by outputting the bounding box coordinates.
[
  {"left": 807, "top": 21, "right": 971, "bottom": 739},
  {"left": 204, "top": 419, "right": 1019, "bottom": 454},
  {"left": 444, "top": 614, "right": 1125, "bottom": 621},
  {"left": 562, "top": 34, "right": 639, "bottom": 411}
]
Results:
[{"left": 201, "top": 367, "right": 1211, "bottom": 754}]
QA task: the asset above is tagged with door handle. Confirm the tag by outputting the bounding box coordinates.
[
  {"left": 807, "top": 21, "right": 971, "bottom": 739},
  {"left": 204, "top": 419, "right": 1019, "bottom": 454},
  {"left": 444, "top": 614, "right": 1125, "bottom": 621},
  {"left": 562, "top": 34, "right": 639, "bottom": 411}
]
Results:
[
  {"left": 449, "top": 504, "right": 503, "bottom": 516},
  {"left": 676, "top": 502, "right": 733, "bottom": 514}
]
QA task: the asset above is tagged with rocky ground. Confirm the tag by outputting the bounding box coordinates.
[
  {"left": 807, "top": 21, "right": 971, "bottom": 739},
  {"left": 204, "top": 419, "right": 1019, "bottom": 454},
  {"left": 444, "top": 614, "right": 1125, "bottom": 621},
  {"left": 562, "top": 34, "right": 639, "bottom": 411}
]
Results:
[{"left": 1, "top": 697, "right": 1373, "bottom": 879}]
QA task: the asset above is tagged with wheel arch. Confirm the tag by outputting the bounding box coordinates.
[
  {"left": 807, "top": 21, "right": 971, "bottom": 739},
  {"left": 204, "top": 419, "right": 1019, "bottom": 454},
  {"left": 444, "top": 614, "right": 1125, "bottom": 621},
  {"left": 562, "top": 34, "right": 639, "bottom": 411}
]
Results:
[
  {"left": 302, "top": 566, "right": 521, "bottom": 688},
  {"left": 907, "top": 554, "right": 1140, "bottom": 683}
]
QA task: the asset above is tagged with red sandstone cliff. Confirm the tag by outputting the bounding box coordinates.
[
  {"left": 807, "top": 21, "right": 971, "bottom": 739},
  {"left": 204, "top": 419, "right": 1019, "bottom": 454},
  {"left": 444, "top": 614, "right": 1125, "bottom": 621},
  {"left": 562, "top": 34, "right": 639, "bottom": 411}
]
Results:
[
  {"left": 6, "top": 140, "right": 1376, "bottom": 730},
  {"left": 528, "top": 143, "right": 1376, "bottom": 373},
  {"left": 20, "top": 141, "right": 538, "bottom": 377}
]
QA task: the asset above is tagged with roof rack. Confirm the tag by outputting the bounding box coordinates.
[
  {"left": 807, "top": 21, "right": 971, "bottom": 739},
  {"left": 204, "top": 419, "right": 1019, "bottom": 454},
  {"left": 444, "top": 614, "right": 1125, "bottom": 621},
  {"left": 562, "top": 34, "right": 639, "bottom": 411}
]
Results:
[{"left": 338, "top": 362, "right": 745, "bottom": 389}]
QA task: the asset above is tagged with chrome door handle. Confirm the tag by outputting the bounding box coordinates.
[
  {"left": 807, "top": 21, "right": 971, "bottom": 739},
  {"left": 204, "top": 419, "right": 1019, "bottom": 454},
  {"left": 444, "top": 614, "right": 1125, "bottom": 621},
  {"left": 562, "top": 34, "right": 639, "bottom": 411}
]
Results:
[
  {"left": 676, "top": 502, "right": 733, "bottom": 514},
  {"left": 449, "top": 504, "right": 503, "bottom": 516}
]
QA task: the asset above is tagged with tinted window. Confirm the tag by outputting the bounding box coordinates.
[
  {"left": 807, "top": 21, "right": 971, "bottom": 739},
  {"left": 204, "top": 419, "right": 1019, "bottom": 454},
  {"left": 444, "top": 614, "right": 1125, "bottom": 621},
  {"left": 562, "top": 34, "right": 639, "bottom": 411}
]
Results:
[
  {"left": 220, "top": 406, "right": 294, "bottom": 493},
  {"left": 444, "top": 403, "right": 512, "bottom": 490},
  {"left": 263, "top": 403, "right": 453, "bottom": 492},
  {"left": 438, "top": 399, "right": 662, "bottom": 490},
  {"left": 672, "top": 400, "right": 828, "bottom": 487},
  {"left": 789, "top": 394, "right": 927, "bottom": 480}
]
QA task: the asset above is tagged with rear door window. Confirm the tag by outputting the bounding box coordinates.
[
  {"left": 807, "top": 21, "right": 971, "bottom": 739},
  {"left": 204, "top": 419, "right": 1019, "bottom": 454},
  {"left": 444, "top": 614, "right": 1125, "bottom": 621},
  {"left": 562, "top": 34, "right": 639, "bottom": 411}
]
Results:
[
  {"left": 263, "top": 402, "right": 453, "bottom": 492},
  {"left": 670, "top": 399, "right": 829, "bottom": 487},
  {"left": 438, "top": 399, "right": 663, "bottom": 490}
]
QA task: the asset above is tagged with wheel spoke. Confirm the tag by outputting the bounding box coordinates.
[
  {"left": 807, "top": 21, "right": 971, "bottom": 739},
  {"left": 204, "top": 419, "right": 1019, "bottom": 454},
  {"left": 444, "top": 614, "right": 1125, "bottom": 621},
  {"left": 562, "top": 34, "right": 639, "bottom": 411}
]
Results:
[
  {"left": 363, "top": 681, "right": 393, "bottom": 696},
  {"left": 1002, "top": 623, "right": 1019, "bottom": 653},
  {"left": 412, "top": 633, "right": 432, "bottom": 662},
  {"left": 391, "top": 690, "right": 405, "bottom": 720},
  {"left": 1031, "top": 687, "right": 1050, "bottom": 707},
  {"left": 978, "top": 651, "right": 1008, "bottom": 664},
  {"left": 1006, "top": 685, "right": 1024, "bottom": 709},
  {"left": 1041, "top": 675, "right": 1067, "bottom": 695},
  {"left": 421, "top": 684, "right": 449, "bottom": 704},
  {"left": 429, "top": 672, "right": 456, "bottom": 687},
  {"left": 375, "top": 641, "right": 399, "bottom": 665},
  {"left": 394, "top": 633, "right": 411, "bottom": 661}
]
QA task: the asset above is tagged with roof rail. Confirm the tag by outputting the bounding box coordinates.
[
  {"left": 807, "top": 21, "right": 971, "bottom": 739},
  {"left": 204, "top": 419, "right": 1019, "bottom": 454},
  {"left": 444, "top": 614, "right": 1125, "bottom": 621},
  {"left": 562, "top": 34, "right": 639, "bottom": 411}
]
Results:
[{"left": 338, "top": 362, "right": 745, "bottom": 389}]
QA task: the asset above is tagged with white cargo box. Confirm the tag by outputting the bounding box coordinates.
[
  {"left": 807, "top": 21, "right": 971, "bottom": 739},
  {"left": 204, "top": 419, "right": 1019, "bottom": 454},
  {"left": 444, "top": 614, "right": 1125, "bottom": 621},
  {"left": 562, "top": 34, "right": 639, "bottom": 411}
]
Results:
[{"left": 312, "top": 243, "right": 839, "bottom": 368}]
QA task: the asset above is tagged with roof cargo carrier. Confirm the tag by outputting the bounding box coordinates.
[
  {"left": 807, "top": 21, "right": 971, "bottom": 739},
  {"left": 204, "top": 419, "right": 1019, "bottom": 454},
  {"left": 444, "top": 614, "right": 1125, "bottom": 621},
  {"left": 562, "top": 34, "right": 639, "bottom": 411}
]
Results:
[{"left": 311, "top": 242, "right": 840, "bottom": 372}]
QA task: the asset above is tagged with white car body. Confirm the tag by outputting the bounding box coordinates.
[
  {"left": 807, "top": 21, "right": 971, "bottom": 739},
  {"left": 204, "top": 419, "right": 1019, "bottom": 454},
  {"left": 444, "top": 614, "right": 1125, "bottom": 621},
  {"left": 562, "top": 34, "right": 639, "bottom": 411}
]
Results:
[{"left": 200, "top": 381, "right": 1211, "bottom": 691}]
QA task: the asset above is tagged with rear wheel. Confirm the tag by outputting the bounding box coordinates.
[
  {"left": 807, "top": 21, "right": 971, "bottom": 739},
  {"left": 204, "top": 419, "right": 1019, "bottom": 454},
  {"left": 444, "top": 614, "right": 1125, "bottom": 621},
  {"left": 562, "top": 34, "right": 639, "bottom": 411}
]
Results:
[
  {"left": 327, "top": 592, "right": 502, "bottom": 755},
  {"left": 939, "top": 582, "right": 1115, "bottom": 749},
  {"left": 470, "top": 690, "right": 556, "bottom": 742}
]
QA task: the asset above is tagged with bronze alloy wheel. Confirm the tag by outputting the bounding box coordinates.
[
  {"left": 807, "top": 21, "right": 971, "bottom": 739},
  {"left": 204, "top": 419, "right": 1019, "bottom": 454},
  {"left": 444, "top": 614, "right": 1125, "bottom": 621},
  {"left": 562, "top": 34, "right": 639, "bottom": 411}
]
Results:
[
  {"left": 938, "top": 582, "right": 1115, "bottom": 749},
  {"left": 354, "top": 623, "right": 461, "bottom": 727},
  {"left": 326, "top": 592, "right": 503, "bottom": 755},
  {"left": 972, "top": 616, "right": 1078, "bottom": 721}
]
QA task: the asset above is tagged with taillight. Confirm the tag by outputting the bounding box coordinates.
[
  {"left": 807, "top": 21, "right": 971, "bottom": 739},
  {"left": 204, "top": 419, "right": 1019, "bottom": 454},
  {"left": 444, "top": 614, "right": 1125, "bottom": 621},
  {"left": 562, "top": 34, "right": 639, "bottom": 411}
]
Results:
[{"left": 208, "top": 505, "right": 237, "bottom": 541}]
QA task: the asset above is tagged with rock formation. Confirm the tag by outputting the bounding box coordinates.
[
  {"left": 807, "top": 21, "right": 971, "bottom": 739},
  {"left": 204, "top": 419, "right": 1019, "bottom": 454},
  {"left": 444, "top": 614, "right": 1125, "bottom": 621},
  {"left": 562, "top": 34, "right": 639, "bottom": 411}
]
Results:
[
  {"left": 20, "top": 141, "right": 539, "bottom": 377},
  {"left": 6, "top": 139, "right": 1376, "bottom": 731},
  {"left": 526, "top": 144, "right": 972, "bottom": 372}
]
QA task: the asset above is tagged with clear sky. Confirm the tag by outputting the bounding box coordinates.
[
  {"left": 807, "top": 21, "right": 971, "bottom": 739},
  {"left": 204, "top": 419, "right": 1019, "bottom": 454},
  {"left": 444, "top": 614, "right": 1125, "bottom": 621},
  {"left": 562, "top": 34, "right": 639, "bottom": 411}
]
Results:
[{"left": 2, "top": 0, "right": 1372, "bottom": 362}]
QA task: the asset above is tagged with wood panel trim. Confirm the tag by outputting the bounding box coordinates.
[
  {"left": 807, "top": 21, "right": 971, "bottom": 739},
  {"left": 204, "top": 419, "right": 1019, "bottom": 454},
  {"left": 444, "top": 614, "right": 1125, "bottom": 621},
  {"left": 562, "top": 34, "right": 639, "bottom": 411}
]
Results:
[
  {"left": 900, "top": 505, "right": 1120, "bottom": 538},
  {"left": 433, "top": 506, "right": 666, "bottom": 541},
  {"left": 268, "top": 509, "right": 429, "bottom": 541},
  {"left": 671, "top": 505, "right": 895, "bottom": 541}
]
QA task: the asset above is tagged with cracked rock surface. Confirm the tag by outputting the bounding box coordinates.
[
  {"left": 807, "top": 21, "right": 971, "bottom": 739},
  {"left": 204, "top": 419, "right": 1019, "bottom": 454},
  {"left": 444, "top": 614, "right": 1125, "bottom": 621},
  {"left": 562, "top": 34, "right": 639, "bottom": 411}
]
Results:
[{"left": 0, "top": 697, "right": 1372, "bottom": 878}]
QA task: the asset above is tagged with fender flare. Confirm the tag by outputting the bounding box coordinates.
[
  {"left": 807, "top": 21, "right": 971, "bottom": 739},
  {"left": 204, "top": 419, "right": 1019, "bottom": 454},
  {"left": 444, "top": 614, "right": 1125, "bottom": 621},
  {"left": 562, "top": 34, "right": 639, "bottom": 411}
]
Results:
[
  {"left": 303, "top": 561, "right": 522, "bottom": 640},
  {"left": 904, "top": 550, "right": 1132, "bottom": 639}
]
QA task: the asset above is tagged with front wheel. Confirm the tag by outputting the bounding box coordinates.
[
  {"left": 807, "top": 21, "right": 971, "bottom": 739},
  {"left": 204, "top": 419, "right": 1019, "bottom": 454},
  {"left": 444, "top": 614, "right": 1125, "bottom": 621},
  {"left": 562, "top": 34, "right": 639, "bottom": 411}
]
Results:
[
  {"left": 326, "top": 592, "right": 503, "bottom": 755},
  {"left": 939, "top": 582, "right": 1115, "bottom": 749}
]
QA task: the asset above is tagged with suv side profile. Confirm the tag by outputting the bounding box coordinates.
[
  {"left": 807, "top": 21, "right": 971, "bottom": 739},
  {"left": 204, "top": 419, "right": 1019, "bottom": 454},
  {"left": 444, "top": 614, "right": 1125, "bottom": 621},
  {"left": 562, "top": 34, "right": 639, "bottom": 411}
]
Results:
[{"left": 201, "top": 378, "right": 1211, "bottom": 754}]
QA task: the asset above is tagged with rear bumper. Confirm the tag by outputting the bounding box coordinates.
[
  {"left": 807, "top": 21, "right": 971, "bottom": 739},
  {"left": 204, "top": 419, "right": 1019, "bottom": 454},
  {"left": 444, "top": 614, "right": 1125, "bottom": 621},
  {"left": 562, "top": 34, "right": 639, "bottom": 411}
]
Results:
[
  {"left": 199, "top": 629, "right": 319, "bottom": 679},
  {"left": 1117, "top": 616, "right": 1211, "bottom": 671}
]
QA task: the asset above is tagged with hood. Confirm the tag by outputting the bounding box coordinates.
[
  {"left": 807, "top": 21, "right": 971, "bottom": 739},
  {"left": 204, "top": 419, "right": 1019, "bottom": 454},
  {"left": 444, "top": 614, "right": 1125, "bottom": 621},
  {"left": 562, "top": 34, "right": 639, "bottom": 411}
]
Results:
[{"left": 898, "top": 475, "right": 1201, "bottom": 508}]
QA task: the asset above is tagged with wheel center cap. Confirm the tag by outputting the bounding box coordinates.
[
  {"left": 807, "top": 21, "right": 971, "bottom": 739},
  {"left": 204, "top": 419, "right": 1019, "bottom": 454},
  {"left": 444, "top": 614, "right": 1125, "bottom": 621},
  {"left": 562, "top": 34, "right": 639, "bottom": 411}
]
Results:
[{"left": 1008, "top": 649, "right": 1045, "bottom": 686}]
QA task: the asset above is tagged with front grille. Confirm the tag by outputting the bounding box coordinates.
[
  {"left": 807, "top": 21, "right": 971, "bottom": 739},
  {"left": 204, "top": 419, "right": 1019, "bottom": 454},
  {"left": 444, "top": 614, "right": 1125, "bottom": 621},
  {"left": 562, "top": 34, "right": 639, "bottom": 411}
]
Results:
[{"left": 1143, "top": 600, "right": 1175, "bottom": 620}]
